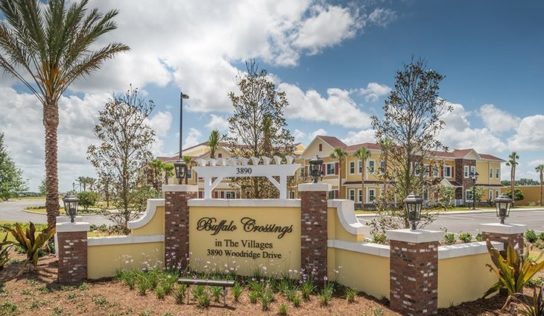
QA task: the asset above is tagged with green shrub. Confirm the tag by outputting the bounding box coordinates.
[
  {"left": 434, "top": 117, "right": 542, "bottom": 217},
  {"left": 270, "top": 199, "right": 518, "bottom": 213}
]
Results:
[
  {"left": 137, "top": 276, "right": 150, "bottom": 296},
  {"left": 77, "top": 191, "right": 99, "bottom": 211},
  {"left": 443, "top": 233, "right": 455, "bottom": 245},
  {"left": 372, "top": 233, "right": 387, "bottom": 244},
  {"left": 248, "top": 290, "right": 259, "bottom": 304},
  {"left": 301, "top": 280, "right": 314, "bottom": 301},
  {"left": 526, "top": 230, "right": 538, "bottom": 243},
  {"left": 319, "top": 283, "right": 334, "bottom": 306},
  {"left": 191, "top": 285, "right": 205, "bottom": 299},
  {"left": 517, "top": 286, "right": 544, "bottom": 316},
  {"left": 458, "top": 232, "right": 472, "bottom": 243},
  {"left": 155, "top": 285, "right": 166, "bottom": 299},
  {"left": 174, "top": 284, "right": 187, "bottom": 304},
  {"left": 538, "top": 232, "right": 544, "bottom": 241},
  {"left": 211, "top": 286, "right": 222, "bottom": 302},
  {"left": 278, "top": 303, "right": 288, "bottom": 315},
  {"left": 476, "top": 233, "right": 484, "bottom": 242},
  {"left": 345, "top": 287, "right": 356, "bottom": 303},
  {"left": 196, "top": 290, "right": 210, "bottom": 308},
  {"left": 291, "top": 293, "right": 301, "bottom": 308},
  {"left": 0, "top": 235, "right": 12, "bottom": 271},
  {"left": 260, "top": 288, "right": 274, "bottom": 311},
  {"left": 1, "top": 222, "right": 55, "bottom": 271},
  {"left": 232, "top": 283, "right": 242, "bottom": 302}
]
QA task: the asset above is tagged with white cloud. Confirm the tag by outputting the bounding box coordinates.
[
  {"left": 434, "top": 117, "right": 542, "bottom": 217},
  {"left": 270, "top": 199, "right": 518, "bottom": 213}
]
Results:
[
  {"left": 280, "top": 83, "right": 372, "bottom": 128},
  {"left": 368, "top": 8, "right": 397, "bottom": 27},
  {"left": 206, "top": 114, "right": 229, "bottom": 132},
  {"left": 342, "top": 129, "right": 376, "bottom": 145},
  {"left": 479, "top": 104, "right": 520, "bottom": 133},
  {"left": 184, "top": 128, "right": 202, "bottom": 148},
  {"left": 359, "top": 82, "right": 391, "bottom": 102},
  {"left": 293, "top": 129, "right": 306, "bottom": 143},
  {"left": 438, "top": 101, "right": 507, "bottom": 153},
  {"left": 310, "top": 128, "right": 327, "bottom": 140},
  {"left": 147, "top": 111, "right": 173, "bottom": 155},
  {"left": 508, "top": 115, "right": 544, "bottom": 151},
  {"left": 293, "top": 5, "right": 361, "bottom": 54}
]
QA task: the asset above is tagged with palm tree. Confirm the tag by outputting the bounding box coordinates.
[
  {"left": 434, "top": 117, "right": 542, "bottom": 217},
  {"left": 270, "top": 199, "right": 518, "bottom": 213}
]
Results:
[
  {"left": 379, "top": 138, "right": 393, "bottom": 206},
  {"left": 182, "top": 155, "right": 193, "bottom": 185},
  {"left": 0, "top": 0, "right": 129, "bottom": 228},
  {"left": 330, "top": 148, "right": 348, "bottom": 199},
  {"left": 208, "top": 130, "right": 221, "bottom": 159},
  {"left": 163, "top": 163, "right": 174, "bottom": 185},
  {"left": 353, "top": 147, "right": 371, "bottom": 208},
  {"left": 536, "top": 164, "right": 544, "bottom": 207},
  {"left": 506, "top": 152, "right": 519, "bottom": 207}
]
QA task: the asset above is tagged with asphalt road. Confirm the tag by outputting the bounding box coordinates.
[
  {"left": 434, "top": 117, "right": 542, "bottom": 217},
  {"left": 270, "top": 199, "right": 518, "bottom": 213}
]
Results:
[
  {"left": 0, "top": 199, "right": 112, "bottom": 225},
  {"left": 357, "top": 209, "right": 544, "bottom": 234}
]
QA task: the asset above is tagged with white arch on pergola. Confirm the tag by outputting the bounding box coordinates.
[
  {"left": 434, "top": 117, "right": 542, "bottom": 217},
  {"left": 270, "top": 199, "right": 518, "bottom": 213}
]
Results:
[{"left": 193, "top": 156, "right": 300, "bottom": 199}]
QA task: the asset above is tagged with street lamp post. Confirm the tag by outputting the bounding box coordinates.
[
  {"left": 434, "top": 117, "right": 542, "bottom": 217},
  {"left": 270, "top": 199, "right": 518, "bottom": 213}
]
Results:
[
  {"left": 62, "top": 193, "right": 79, "bottom": 223},
  {"left": 470, "top": 171, "right": 479, "bottom": 210},
  {"left": 494, "top": 194, "right": 512, "bottom": 224},
  {"left": 176, "top": 91, "right": 190, "bottom": 185}
]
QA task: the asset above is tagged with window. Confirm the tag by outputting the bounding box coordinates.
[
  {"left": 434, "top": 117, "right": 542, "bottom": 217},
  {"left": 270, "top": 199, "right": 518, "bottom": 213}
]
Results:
[
  {"left": 328, "top": 190, "right": 338, "bottom": 199},
  {"left": 348, "top": 189, "right": 355, "bottom": 201},
  {"left": 495, "top": 190, "right": 499, "bottom": 198},
  {"left": 358, "top": 189, "right": 363, "bottom": 203},
  {"left": 225, "top": 191, "right": 235, "bottom": 199},
  {"left": 464, "top": 166, "right": 469, "bottom": 178},
  {"left": 217, "top": 153, "right": 222, "bottom": 158},
  {"left": 358, "top": 161, "right": 363, "bottom": 173},
  {"left": 432, "top": 165, "right": 439, "bottom": 177},
  {"left": 444, "top": 166, "right": 452, "bottom": 178},
  {"left": 326, "top": 163, "right": 335, "bottom": 175},
  {"left": 489, "top": 168, "right": 493, "bottom": 178},
  {"left": 349, "top": 161, "right": 355, "bottom": 174},
  {"left": 319, "top": 144, "right": 322, "bottom": 152},
  {"left": 466, "top": 190, "right": 473, "bottom": 201},
  {"left": 290, "top": 191, "right": 295, "bottom": 199},
  {"left": 488, "top": 190, "right": 493, "bottom": 200},
  {"left": 368, "top": 188, "right": 376, "bottom": 202},
  {"left": 470, "top": 166, "right": 476, "bottom": 177},
  {"left": 496, "top": 169, "right": 500, "bottom": 179},
  {"left": 368, "top": 160, "right": 375, "bottom": 174},
  {"left": 380, "top": 160, "right": 385, "bottom": 173}
]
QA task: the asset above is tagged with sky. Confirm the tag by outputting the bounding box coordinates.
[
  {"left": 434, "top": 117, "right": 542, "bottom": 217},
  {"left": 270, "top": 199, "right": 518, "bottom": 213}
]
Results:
[{"left": 0, "top": 0, "right": 543, "bottom": 192}]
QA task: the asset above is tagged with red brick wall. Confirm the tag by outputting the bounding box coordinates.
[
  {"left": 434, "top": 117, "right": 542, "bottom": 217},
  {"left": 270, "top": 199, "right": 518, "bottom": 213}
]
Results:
[
  {"left": 390, "top": 240, "right": 439, "bottom": 315},
  {"left": 482, "top": 232, "right": 524, "bottom": 253},
  {"left": 57, "top": 231, "right": 87, "bottom": 284},
  {"left": 300, "top": 190, "right": 328, "bottom": 282},
  {"left": 164, "top": 190, "right": 196, "bottom": 270}
]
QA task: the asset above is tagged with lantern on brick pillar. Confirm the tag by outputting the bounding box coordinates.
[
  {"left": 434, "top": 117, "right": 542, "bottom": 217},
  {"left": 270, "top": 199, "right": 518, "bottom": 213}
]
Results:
[
  {"left": 309, "top": 155, "right": 324, "bottom": 183},
  {"left": 62, "top": 193, "right": 79, "bottom": 223},
  {"left": 404, "top": 193, "right": 423, "bottom": 231},
  {"left": 495, "top": 194, "right": 512, "bottom": 224},
  {"left": 173, "top": 159, "right": 187, "bottom": 184}
]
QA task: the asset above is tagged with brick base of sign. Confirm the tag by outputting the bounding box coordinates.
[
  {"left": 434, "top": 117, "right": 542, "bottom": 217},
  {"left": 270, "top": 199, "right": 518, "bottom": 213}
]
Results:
[
  {"left": 300, "top": 190, "right": 328, "bottom": 282},
  {"left": 390, "top": 240, "right": 439, "bottom": 315},
  {"left": 164, "top": 190, "right": 196, "bottom": 270},
  {"left": 57, "top": 231, "right": 87, "bottom": 284},
  {"left": 482, "top": 232, "right": 524, "bottom": 253}
]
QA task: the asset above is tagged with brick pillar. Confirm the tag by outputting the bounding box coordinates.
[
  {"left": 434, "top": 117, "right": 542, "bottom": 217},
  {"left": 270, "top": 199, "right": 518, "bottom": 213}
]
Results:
[
  {"left": 163, "top": 184, "right": 198, "bottom": 270},
  {"left": 387, "top": 229, "right": 443, "bottom": 315},
  {"left": 481, "top": 223, "right": 526, "bottom": 253},
  {"left": 56, "top": 222, "right": 90, "bottom": 284},
  {"left": 298, "top": 183, "right": 330, "bottom": 282}
]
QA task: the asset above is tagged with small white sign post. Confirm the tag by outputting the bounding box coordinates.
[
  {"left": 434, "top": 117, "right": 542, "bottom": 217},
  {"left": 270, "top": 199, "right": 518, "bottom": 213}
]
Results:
[{"left": 193, "top": 156, "right": 300, "bottom": 199}]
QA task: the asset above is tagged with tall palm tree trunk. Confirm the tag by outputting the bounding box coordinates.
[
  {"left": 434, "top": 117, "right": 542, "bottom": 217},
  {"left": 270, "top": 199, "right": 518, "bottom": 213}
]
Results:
[
  {"left": 540, "top": 171, "right": 543, "bottom": 207},
  {"left": 361, "top": 160, "right": 366, "bottom": 209},
  {"left": 511, "top": 168, "right": 515, "bottom": 207},
  {"left": 44, "top": 104, "right": 60, "bottom": 228}
]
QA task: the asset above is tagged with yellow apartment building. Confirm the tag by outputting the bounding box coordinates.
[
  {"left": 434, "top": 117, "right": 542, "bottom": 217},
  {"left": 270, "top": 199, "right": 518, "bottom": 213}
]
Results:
[{"left": 293, "top": 135, "right": 504, "bottom": 208}]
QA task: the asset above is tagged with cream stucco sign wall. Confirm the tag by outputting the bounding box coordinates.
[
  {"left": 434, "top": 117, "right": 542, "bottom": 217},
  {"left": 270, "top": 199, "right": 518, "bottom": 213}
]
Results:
[{"left": 188, "top": 200, "right": 301, "bottom": 276}]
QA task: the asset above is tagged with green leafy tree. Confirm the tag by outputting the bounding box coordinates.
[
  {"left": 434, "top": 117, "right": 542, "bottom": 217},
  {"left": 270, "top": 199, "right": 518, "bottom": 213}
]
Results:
[
  {"left": 438, "top": 186, "right": 454, "bottom": 212},
  {"left": 208, "top": 130, "right": 221, "bottom": 159},
  {"left": 506, "top": 152, "right": 520, "bottom": 207},
  {"left": 0, "top": 133, "right": 27, "bottom": 200},
  {"left": 371, "top": 58, "right": 452, "bottom": 228},
  {"left": 330, "top": 148, "right": 348, "bottom": 199},
  {"left": 536, "top": 164, "right": 544, "bottom": 207},
  {"left": 77, "top": 191, "right": 98, "bottom": 211},
  {"left": 87, "top": 87, "right": 156, "bottom": 229},
  {"left": 226, "top": 60, "right": 294, "bottom": 198},
  {"left": 353, "top": 147, "right": 371, "bottom": 206},
  {"left": 0, "top": 0, "right": 129, "bottom": 228},
  {"left": 506, "top": 188, "right": 524, "bottom": 202},
  {"left": 163, "top": 163, "right": 174, "bottom": 185},
  {"left": 38, "top": 178, "right": 47, "bottom": 196}
]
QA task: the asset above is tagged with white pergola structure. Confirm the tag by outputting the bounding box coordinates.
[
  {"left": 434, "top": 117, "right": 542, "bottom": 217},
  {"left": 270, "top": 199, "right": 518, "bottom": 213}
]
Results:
[{"left": 193, "top": 156, "right": 300, "bottom": 199}]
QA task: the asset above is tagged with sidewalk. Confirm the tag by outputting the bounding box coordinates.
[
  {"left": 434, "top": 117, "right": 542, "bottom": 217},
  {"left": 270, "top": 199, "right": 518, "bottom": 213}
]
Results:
[{"left": 356, "top": 207, "right": 544, "bottom": 217}]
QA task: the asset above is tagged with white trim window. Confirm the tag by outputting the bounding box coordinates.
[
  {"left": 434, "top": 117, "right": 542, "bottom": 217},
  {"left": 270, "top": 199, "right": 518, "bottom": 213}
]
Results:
[
  {"left": 380, "top": 160, "right": 385, "bottom": 173},
  {"left": 326, "top": 163, "right": 335, "bottom": 175},
  {"left": 489, "top": 168, "right": 493, "bottom": 178},
  {"left": 464, "top": 166, "right": 470, "bottom": 178},
  {"left": 470, "top": 166, "right": 476, "bottom": 177},
  {"left": 465, "top": 189, "right": 473, "bottom": 201},
  {"left": 367, "top": 188, "right": 376, "bottom": 203},
  {"left": 496, "top": 169, "right": 500, "bottom": 179},
  {"left": 358, "top": 161, "right": 363, "bottom": 174},
  {"left": 488, "top": 190, "right": 493, "bottom": 200},
  {"left": 348, "top": 189, "right": 355, "bottom": 201},
  {"left": 368, "top": 160, "right": 375, "bottom": 174},
  {"left": 225, "top": 191, "right": 236, "bottom": 199},
  {"left": 349, "top": 161, "right": 355, "bottom": 174},
  {"left": 358, "top": 189, "right": 363, "bottom": 203},
  {"left": 432, "top": 165, "right": 439, "bottom": 177},
  {"left": 495, "top": 190, "right": 500, "bottom": 199},
  {"left": 444, "top": 166, "right": 452, "bottom": 178}
]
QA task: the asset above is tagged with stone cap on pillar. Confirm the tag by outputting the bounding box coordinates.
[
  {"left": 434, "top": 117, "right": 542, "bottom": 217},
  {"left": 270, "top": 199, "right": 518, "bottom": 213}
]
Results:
[
  {"left": 162, "top": 184, "right": 199, "bottom": 192},
  {"left": 56, "top": 222, "right": 90, "bottom": 233},
  {"left": 56, "top": 215, "right": 83, "bottom": 223},
  {"left": 480, "top": 223, "right": 527, "bottom": 234},
  {"left": 298, "top": 183, "right": 331, "bottom": 192},
  {"left": 387, "top": 229, "right": 443, "bottom": 243}
]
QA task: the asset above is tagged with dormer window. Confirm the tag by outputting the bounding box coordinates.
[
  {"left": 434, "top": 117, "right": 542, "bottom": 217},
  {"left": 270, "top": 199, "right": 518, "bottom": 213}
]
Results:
[{"left": 318, "top": 143, "right": 322, "bottom": 151}]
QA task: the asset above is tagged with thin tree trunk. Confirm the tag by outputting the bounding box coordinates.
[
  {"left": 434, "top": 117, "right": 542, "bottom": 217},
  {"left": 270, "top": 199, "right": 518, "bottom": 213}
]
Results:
[
  {"left": 511, "top": 168, "right": 515, "bottom": 207},
  {"left": 540, "top": 172, "right": 543, "bottom": 207},
  {"left": 44, "top": 104, "right": 60, "bottom": 229},
  {"left": 361, "top": 159, "right": 366, "bottom": 209}
]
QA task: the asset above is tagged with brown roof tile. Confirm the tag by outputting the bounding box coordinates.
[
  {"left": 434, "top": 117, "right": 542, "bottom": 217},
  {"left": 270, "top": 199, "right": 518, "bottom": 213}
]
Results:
[{"left": 318, "top": 135, "right": 347, "bottom": 149}]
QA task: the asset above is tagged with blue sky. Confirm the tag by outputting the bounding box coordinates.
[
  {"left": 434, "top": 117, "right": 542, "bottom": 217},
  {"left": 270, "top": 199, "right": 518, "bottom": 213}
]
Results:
[{"left": 1, "top": 0, "right": 543, "bottom": 191}]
